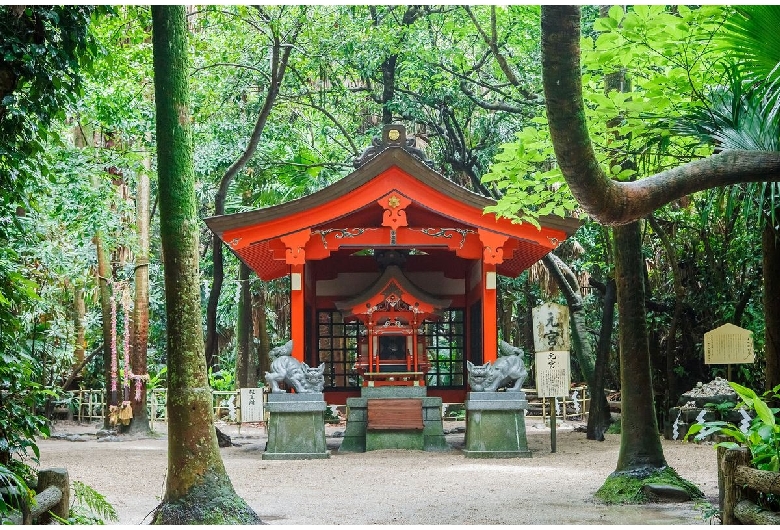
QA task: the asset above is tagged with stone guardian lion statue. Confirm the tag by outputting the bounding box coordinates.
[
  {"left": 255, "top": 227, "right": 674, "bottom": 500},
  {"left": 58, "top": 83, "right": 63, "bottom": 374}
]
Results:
[
  {"left": 467, "top": 340, "right": 528, "bottom": 392},
  {"left": 264, "top": 340, "right": 326, "bottom": 394}
]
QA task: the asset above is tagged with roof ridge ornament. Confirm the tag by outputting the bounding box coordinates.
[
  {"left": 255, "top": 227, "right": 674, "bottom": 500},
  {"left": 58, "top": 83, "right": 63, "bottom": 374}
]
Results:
[{"left": 353, "top": 124, "right": 435, "bottom": 169}]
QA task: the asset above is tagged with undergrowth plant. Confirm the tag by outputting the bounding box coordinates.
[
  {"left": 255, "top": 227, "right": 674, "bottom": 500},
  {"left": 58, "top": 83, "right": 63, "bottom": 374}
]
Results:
[
  {"left": 686, "top": 382, "right": 780, "bottom": 472},
  {"left": 0, "top": 463, "right": 33, "bottom": 519},
  {"left": 50, "top": 480, "right": 118, "bottom": 525}
]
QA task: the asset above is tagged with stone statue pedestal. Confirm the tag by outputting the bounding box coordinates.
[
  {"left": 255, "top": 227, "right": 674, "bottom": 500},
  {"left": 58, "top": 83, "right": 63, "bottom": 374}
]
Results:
[
  {"left": 339, "top": 387, "right": 448, "bottom": 453},
  {"left": 262, "top": 393, "right": 329, "bottom": 460},
  {"left": 463, "top": 391, "right": 531, "bottom": 458}
]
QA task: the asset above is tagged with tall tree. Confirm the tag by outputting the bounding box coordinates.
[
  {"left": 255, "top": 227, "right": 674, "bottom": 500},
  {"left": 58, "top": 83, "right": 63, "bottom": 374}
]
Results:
[
  {"left": 234, "top": 262, "right": 256, "bottom": 388},
  {"left": 540, "top": 5, "right": 780, "bottom": 474},
  {"left": 151, "top": 6, "right": 260, "bottom": 523},
  {"left": 128, "top": 156, "right": 151, "bottom": 434}
]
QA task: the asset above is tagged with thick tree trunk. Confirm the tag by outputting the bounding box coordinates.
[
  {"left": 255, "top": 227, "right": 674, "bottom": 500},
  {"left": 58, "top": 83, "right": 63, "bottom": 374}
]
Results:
[
  {"left": 127, "top": 164, "right": 150, "bottom": 435},
  {"left": 542, "top": 253, "right": 612, "bottom": 440},
  {"left": 763, "top": 222, "right": 780, "bottom": 392},
  {"left": 613, "top": 222, "right": 667, "bottom": 473},
  {"left": 151, "top": 6, "right": 260, "bottom": 524}
]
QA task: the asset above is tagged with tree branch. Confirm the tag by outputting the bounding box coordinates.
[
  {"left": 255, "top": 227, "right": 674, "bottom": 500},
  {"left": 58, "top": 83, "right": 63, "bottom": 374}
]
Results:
[{"left": 541, "top": 5, "right": 780, "bottom": 226}]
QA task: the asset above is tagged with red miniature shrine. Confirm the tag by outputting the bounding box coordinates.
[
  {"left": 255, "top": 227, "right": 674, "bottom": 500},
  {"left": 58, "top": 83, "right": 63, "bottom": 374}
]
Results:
[{"left": 205, "top": 125, "right": 580, "bottom": 405}]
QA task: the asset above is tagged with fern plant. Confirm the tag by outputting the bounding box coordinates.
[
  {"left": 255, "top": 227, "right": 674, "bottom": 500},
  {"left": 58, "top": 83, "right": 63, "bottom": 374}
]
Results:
[{"left": 49, "top": 481, "right": 118, "bottom": 525}]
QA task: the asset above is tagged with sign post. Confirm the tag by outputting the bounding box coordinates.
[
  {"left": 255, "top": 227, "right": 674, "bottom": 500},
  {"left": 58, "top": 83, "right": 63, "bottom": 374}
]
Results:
[
  {"left": 703, "top": 323, "right": 755, "bottom": 381},
  {"left": 532, "top": 303, "right": 571, "bottom": 454},
  {"left": 239, "top": 387, "right": 264, "bottom": 425}
]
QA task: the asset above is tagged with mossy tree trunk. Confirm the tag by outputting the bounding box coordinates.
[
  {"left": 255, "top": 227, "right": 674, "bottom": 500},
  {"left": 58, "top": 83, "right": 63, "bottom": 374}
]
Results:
[
  {"left": 127, "top": 162, "right": 150, "bottom": 434},
  {"left": 151, "top": 6, "right": 261, "bottom": 524},
  {"left": 613, "top": 222, "right": 667, "bottom": 473}
]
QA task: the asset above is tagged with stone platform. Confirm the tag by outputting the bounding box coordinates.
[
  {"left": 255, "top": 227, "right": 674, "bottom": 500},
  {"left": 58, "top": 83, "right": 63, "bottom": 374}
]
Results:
[
  {"left": 463, "top": 391, "right": 531, "bottom": 458},
  {"left": 339, "top": 387, "right": 448, "bottom": 453},
  {"left": 262, "top": 393, "right": 329, "bottom": 460}
]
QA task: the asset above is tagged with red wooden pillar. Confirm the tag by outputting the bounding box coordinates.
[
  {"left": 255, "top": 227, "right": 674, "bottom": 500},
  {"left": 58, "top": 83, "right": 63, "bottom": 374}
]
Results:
[
  {"left": 479, "top": 229, "right": 508, "bottom": 364},
  {"left": 281, "top": 229, "right": 311, "bottom": 362},
  {"left": 412, "top": 315, "right": 419, "bottom": 371},
  {"left": 290, "top": 263, "right": 305, "bottom": 362},
  {"left": 368, "top": 321, "right": 375, "bottom": 373},
  {"left": 482, "top": 263, "right": 498, "bottom": 363}
]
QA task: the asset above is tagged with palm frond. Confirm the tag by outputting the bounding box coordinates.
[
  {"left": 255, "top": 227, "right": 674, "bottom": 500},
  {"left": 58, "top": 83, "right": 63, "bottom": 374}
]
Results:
[
  {"left": 675, "top": 63, "right": 780, "bottom": 152},
  {"left": 721, "top": 5, "right": 780, "bottom": 122}
]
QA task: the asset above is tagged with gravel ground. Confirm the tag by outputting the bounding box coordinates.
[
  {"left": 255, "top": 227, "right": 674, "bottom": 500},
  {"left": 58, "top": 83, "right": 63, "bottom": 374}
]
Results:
[{"left": 37, "top": 418, "right": 720, "bottom": 525}]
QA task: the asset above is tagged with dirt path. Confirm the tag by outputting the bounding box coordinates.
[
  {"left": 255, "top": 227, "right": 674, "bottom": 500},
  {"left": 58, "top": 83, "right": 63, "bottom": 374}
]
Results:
[{"left": 38, "top": 419, "right": 720, "bottom": 525}]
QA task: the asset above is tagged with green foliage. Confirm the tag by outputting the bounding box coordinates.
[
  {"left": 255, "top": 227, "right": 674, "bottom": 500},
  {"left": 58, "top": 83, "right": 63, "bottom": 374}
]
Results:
[
  {"left": 0, "top": 6, "right": 108, "bottom": 225},
  {"left": 694, "top": 499, "right": 721, "bottom": 524},
  {"left": 0, "top": 462, "right": 34, "bottom": 518},
  {"left": 208, "top": 368, "right": 235, "bottom": 392},
  {"left": 482, "top": 124, "right": 579, "bottom": 227},
  {"left": 0, "top": 349, "right": 52, "bottom": 464},
  {"left": 720, "top": 5, "right": 780, "bottom": 117},
  {"left": 61, "top": 480, "right": 118, "bottom": 525},
  {"left": 703, "top": 400, "right": 737, "bottom": 414},
  {"left": 606, "top": 421, "right": 621, "bottom": 435},
  {"left": 595, "top": 466, "right": 703, "bottom": 504},
  {"left": 323, "top": 406, "right": 340, "bottom": 423},
  {"left": 687, "top": 382, "right": 780, "bottom": 472},
  {"left": 147, "top": 366, "right": 167, "bottom": 390},
  {"left": 581, "top": 5, "right": 724, "bottom": 175}
]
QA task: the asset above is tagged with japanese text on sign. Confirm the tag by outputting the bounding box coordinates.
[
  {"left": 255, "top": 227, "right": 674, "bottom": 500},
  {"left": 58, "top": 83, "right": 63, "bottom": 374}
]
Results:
[
  {"left": 704, "top": 323, "right": 755, "bottom": 365},
  {"left": 532, "top": 303, "right": 570, "bottom": 352},
  {"left": 240, "top": 388, "right": 263, "bottom": 423},
  {"left": 535, "top": 350, "right": 570, "bottom": 398}
]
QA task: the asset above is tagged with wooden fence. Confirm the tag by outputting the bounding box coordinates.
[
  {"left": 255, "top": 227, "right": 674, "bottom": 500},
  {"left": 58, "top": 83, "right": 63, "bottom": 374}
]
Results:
[
  {"left": 525, "top": 385, "right": 591, "bottom": 421},
  {"left": 60, "top": 389, "right": 241, "bottom": 428},
  {"left": 0, "top": 468, "right": 69, "bottom": 525},
  {"left": 60, "top": 386, "right": 593, "bottom": 426},
  {"left": 719, "top": 446, "right": 780, "bottom": 524}
]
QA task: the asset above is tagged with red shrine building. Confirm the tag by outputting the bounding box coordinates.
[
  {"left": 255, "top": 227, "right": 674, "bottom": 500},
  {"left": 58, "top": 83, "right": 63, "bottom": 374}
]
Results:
[{"left": 205, "top": 125, "right": 580, "bottom": 405}]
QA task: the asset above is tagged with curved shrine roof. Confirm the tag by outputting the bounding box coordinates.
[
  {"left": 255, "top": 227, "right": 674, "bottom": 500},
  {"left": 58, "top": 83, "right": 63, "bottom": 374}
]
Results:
[{"left": 204, "top": 125, "right": 581, "bottom": 280}]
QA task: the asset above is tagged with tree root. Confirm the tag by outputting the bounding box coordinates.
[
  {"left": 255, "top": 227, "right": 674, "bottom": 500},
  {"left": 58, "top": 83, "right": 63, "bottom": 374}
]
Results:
[{"left": 151, "top": 471, "right": 263, "bottom": 525}]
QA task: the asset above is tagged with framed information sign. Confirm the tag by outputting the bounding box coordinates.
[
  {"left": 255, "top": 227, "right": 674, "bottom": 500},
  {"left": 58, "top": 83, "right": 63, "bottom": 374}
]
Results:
[
  {"left": 535, "top": 350, "right": 570, "bottom": 398},
  {"left": 240, "top": 387, "right": 264, "bottom": 423}
]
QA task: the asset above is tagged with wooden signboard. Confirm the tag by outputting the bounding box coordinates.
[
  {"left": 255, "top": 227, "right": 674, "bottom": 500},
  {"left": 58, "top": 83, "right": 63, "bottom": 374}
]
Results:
[
  {"left": 704, "top": 323, "right": 755, "bottom": 365},
  {"left": 535, "top": 350, "right": 571, "bottom": 398},
  {"left": 239, "top": 388, "right": 264, "bottom": 423},
  {"left": 367, "top": 398, "right": 424, "bottom": 430},
  {"left": 532, "top": 302, "right": 570, "bottom": 352}
]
